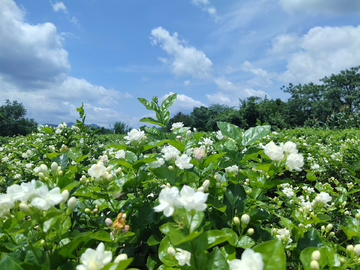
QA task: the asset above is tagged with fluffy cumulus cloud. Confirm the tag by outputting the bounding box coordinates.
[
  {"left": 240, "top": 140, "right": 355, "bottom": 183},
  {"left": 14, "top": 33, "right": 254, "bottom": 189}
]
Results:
[
  {"left": 191, "top": 0, "right": 217, "bottom": 18},
  {"left": 0, "top": 0, "right": 131, "bottom": 126},
  {"left": 241, "top": 61, "right": 277, "bottom": 87},
  {"left": 274, "top": 25, "right": 360, "bottom": 84},
  {"left": 0, "top": 0, "right": 69, "bottom": 87},
  {"left": 279, "top": 0, "right": 360, "bottom": 16},
  {"left": 150, "top": 27, "right": 213, "bottom": 79},
  {"left": 160, "top": 92, "right": 206, "bottom": 114}
]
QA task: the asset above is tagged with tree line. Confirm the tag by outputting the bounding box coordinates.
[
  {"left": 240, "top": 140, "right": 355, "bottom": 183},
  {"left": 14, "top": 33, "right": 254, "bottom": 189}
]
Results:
[{"left": 165, "top": 66, "right": 360, "bottom": 131}]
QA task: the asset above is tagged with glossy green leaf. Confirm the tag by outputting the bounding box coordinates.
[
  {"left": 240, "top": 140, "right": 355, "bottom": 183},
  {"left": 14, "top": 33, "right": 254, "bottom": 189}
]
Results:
[
  {"left": 217, "top": 122, "right": 242, "bottom": 146},
  {"left": 297, "top": 228, "right": 323, "bottom": 250},
  {"left": 205, "top": 247, "right": 230, "bottom": 270},
  {"left": 138, "top": 98, "right": 158, "bottom": 111},
  {"left": 66, "top": 147, "right": 83, "bottom": 161},
  {"left": 300, "top": 247, "right": 327, "bottom": 270},
  {"left": 160, "top": 93, "right": 177, "bottom": 110},
  {"left": 241, "top": 125, "right": 271, "bottom": 146},
  {"left": 0, "top": 255, "right": 24, "bottom": 270},
  {"left": 139, "top": 117, "right": 164, "bottom": 127},
  {"left": 253, "top": 239, "right": 286, "bottom": 270}
]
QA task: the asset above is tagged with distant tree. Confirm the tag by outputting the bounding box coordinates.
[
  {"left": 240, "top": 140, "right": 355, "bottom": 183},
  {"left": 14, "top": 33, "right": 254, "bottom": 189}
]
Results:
[
  {"left": 0, "top": 100, "right": 37, "bottom": 136},
  {"left": 114, "top": 121, "right": 132, "bottom": 134},
  {"left": 97, "top": 127, "right": 113, "bottom": 135},
  {"left": 190, "top": 106, "right": 210, "bottom": 131}
]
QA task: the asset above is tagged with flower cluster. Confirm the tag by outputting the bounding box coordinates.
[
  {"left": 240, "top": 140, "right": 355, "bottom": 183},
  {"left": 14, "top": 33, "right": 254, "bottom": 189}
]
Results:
[
  {"left": 154, "top": 185, "right": 208, "bottom": 217},
  {"left": 264, "top": 141, "right": 304, "bottom": 171}
]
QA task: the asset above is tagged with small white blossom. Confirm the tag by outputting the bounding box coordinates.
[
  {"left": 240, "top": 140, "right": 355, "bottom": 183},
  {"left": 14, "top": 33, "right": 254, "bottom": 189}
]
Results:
[
  {"left": 286, "top": 153, "right": 304, "bottom": 171},
  {"left": 88, "top": 163, "right": 106, "bottom": 178},
  {"left": 264, "top": 141, "right": 284, "bottom": 161},
  {"left": 175, "top": 248, "right": 191, "bottom": 266},
  {"left": 179, "top": 185, "right": 208, "bottom": 211},
  {"left": 171, "top": 122, "right": 184, "bottom": 131},
  {"left": 175, "top": 154, "right": 193, "bottom": 170},
  {"left": 161, "top": 145, "right": 180, "bottom": 161},
  {"left": 124, "top": 129, "right": 146, "bottom": 145},
  {"left": 154, "top": 186, "right": 182, "bottom": 217},
  {"left": 76, "top": 242, "right": 112, "bottom": 270},
  {"left": 228, "top": 249, "right": 263, "bottom": 270}
]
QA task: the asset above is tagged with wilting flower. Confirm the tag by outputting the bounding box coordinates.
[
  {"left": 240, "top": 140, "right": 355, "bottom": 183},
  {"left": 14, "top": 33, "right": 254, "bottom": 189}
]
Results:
[
  {"left": 286, "top": 153, "right": 304, "bottom": 171},
  {"left": 264, "top": 141, "right": 284, "bottom": 161},
  {"left": 175, "top": 154, "right": 193, "bottom": 169},
  {"left": 88, "top": 163, "right": 106, "bottom": 178},
  {"left": 124, "top": 129, "right": 146, "bottom": 145},
  {"left": 228, "top": 249, "right": 263, "bottom": 270},
  {"left": 179, "top": 185, "right": 208, "bottom": 211},
  {"left": 76, "top": 242, "right": 112, "bottom": 270},
  {"left": 154, "top": 186, "right": 182, "bottom": 217},
  {"left": 193, "top": 146, "right": 205, "bottom": 160},
  {"left": 175, "top": 248, "right": 191, "bottom": 266}
]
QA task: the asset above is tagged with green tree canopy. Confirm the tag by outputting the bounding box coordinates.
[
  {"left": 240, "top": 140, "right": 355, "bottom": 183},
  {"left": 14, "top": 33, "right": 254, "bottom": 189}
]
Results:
[{"left": 0, "top": 100, "right": 37, "bottom": 136}]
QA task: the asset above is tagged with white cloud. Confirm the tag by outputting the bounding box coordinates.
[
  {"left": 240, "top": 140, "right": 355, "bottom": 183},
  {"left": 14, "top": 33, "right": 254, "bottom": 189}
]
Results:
[
  {"left": 191, "top": 0, "right": 218, "bottom": 18},
  {"left": 150, "top": 27, "right": 213, "bottom": 79},
  {"left": 160, "top": 92, "right": 206, "bottom": 114},
  {"left": 241, "top": 61, "right": 276, "bottom": 87},
  {"left": 278, "top": 25, "right": 360, "bottom": 84},
  {"left": 279, "top": 0, "right": 360, "bottom": 16},
  {"left": 51, "top": 2, "right": 67, "bottom": 13},
  {"left": 0, "top": 0, "right": 131, "bottom": 127},
  {"left": 268, "top": 33, "right": 299, "bottom": 56},
  {"left": 184, "top": 80, "right": 190, "bottom": 86},
  {"left": 0, "top": 0, "right": 69, "bottom": 87}
]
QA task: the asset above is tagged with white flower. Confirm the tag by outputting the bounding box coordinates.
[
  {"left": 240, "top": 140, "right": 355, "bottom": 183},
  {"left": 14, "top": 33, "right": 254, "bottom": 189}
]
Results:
[
  {"left": 215, "top": 172, "right": 226, "bottom": 183},
  {"left": 154, "top": 186, "right": 182, "bottom": 217},
  {"left": 171, "top": 122, "right": 184, "bottom": 131},
  {"left": 161, "top": 145, "right": 180, "bottom": 161},
  {"left": 124, "top": 129, "right": 145, "bottom": 144},
  {"left": 216, "top": 130, "right": 224, "bottom": 140},
  {"left": 0, "top": 194, "right": 15, "bottom": 209},
  {"left": 225, "top": 165, "right": 239, "bottom": 175},
  {"left": 115, "top": 150, "right": 126, "bottom": 159},
  {"left": 114, "top": 253, "right": 128, "bottom": 263},
  {"left": 88, "top": 163, "right": 106, "bottom": 178},
  {"left": 286, "top": 153, "right": 304, "bottom": 171},
  {"left": 193, "top": 146, "right": 205, "bottom": 160},
  {"left": 315, "top": 192, "right": 332, "bottom": 206},
  {"left": 179, "top": 185, "right": 208, "bottom": 211},
  {"left": 228, "top": 249, "right": 263, "bottom": 270},
  {"left": 147, "top": 157, "right": 165, "bottom": 169},
  {"left": 201, "top": 138, "right": 213, "bottom": 146},
  {"left": 175, "top": 154, "right": 193, "bottom": 169},
  {"left": 6, "top": 180, "right": 37, "bottom": 201},
  {"left": 98, "top": 155, "right": 109, "bottom": 165},
  {"left": 264, "top": 141, "right": 284, "bottom": 161},
  {"left": 175, "top": 248, "right": 191, "bottom": 266},
  {"left": 311, "top": 164, "right": 320, "bottom": 170},
  {"left": 283, "top": 141, "right": 298, "bottom": 154},
  {"left": 31, "top": 186, "right": 63, "bottom": 210},
  {"left": 283, "top": 187, "right": 294, "bottom": 198},
  {"left": 76, "top": 242, "right": 112, "bottom": 270}
]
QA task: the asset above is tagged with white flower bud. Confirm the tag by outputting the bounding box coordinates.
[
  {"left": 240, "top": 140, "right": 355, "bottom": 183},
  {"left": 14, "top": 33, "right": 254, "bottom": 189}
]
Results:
[
  {"left": 321, "top": 225, "right": 325, "bottom": 232},
  {"left": 106, "top": 166, "right": 112, "bottom": 172},
  {"left": 241, "top": 214, "right": 250, "bottom": 225},
  {"left": 354, "top": 244, "right": 360, "bottom": 255},
  {"left": 326, "top": 224, "right": 333, "bottom": 232},
  {"left": 114, "top": 254, "right": 128, "bottom": 263},
  {"left": 40, "top": 239, "right": 45, "bottom": 245},
  {"left": 355, "top": 213, "right": 360, "bottom": 219},
  {"left": 111, "top": 191, "right": 122, "bottom": 199},
  {"left": 233, "top": 217, "right": 240, "bottom": 226},
  {"left": 310, "top": 260, "right": 319, "bottom": 270},
  {"left": 40, "top": 164, "right": 48, "bottom": 172},
  {"left": 247, "top": 228, "right": 254, "bottom": 235},
  {"left": 328, "top": 232, "right": 335, "bottom": 238},
  {"left": 67, "top": 197, "right": 77, "bottom": 211},
  {"left": 61, "top": 190, "right": 69, "bottom": 202},
  {"left": 93, "top": 209, "right": 98, "bottom": 213},
  {"left": 311, "top": 250, "right": 321, "bottom": 261},
  {"left": 85, "top": 208, "right": 91, "bottom": 214},
  {"left": 168, "top": 166, "right": 174, "bottom": 171},
  {"left": 197, "top": 187, "right": 205, "bottom": 192},
  {"left": 176, "top": 136, "right": 182, "bottom": 140},
  {"left": 202, "top": 180, "right": 210, "bottom": 189},
  {"left": 347, "top": 245, "right": 354, "bottom": 253},
  {"left": 340, "top": 257, "right": 346, "bottom": 264},
  {"left": 51, "top": 162, "right": 58, "bottom": 171},
  {"left": 167, "top": 247, "right": 176, "bottom": 256},
  {"left": 38, "top": 172, "right": 45, "bottom": 179},
  {"left": 107, "top": 174, "right": 113, "bottom": 181},
  {"left": 105, "top": 218, "right": 113, "bottom": 226},
  {"left": 58, "top": 171, "right": 63, "bottom": 176}
]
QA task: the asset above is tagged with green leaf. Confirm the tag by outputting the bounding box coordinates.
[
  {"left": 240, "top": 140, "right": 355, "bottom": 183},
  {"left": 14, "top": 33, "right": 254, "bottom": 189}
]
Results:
[
  {"left": 203, "top": 152, "right": 226, "bottom": 167},
  {"left": 52, "top": 154, "right": 69, "bottom": 170},
  {"left": 253, "top": 240, "right": 286, "bottom": 270},
  {"left": 132, "top": 158, "right": 157, "bottom": 170},
  {"left": 297, "top": 228, "right": 323, "bottom": 250},
  {"left": 158, "top": 236, "right": 178, "bottom": 267},
  {"left": 217, "top": 122, "right": 242, "bottom": 146},
  {"left": 46, "top": 153, "right": 62, "bottom": 160},
  {"left": 152, "top": 167, "right": 176, "bottom": 185},
  {"left": 42, "top": 126, "right": 54, "bottom": 134},
  {"left": 241, "top": 125, "right": 271, "bottom": 146},
  {"left": 139, "top": 117, "right": 164, "bottom": 127},
  {"left": 0, "top": 255, "right": 24, "bottom": 270},
  {"left": 100, "top": 259, "right": 134, "bottom": 270},
  {"left": 341, "top": 217, "right": 360, "bottom": 239},
  {"left": 205, "top": 247, "right": 230, "bottom": 270},
  {"left": 66, "top": 147, "right": 83, "bottom": 161},
  {"left": 160, "top": 93, "right": 177, "bottom": 110},
  {"left": 138, "top": 98, "right": 158, "bottom": 111}
]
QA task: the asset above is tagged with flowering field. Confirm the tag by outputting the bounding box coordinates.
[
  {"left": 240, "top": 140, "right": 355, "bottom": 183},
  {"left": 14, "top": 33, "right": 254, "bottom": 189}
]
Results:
[{"left": 1, "top": 95, "right": 360, "bottom": 270}]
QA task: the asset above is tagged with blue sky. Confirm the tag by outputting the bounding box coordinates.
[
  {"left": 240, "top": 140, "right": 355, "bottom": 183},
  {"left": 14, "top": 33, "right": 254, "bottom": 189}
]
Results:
[{"left": 1, "top": 0, "right": 360, "bottom": 128}]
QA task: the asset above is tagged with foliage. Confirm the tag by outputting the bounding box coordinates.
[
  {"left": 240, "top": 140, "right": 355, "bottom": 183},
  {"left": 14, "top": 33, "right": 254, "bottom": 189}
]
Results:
[
  {"left": 114, "top": 121, "right": 132, "bottom": 134},
  {"left": 1, "top": 95, "right": 360, "bottom": 270},
  {"left": 0, "top": 99, "right": 37, "bottom": 137}
]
